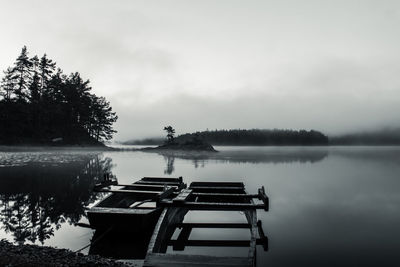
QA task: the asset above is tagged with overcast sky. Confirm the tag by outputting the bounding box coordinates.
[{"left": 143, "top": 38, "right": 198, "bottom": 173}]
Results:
[{"left": 1, "top": 0, "right": 399, "bottom": 140}]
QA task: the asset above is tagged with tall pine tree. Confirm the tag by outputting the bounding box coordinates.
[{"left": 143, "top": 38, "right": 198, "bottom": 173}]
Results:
[{"left": 11, "top": 46, "right": 32, "bottom": 102}]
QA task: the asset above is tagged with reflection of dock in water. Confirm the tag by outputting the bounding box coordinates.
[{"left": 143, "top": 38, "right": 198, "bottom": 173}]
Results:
[
  {"left": 89, "top": 228, "right": 152, "bottom": 261},
  {"left": 88, "top": 178, "right": 269, "bottom": 266}
]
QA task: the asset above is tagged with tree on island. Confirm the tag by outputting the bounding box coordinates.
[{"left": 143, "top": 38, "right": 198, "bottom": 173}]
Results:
[
  {"left": 0, "top": 46, "right": 117, "bottom": 145},
  {"left": 156, "top": 126, "right": 217, "bottom": 152},
  {"left": 163, "top": 126, "right": 176, "bottom": 144}
]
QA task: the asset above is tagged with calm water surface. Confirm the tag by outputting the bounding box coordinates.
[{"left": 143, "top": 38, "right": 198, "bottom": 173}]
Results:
[{"left": 0, "top": 146, "right": 399, "bottom": 266}]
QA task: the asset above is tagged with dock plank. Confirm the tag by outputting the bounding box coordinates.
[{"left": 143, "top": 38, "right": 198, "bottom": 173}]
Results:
[
  {"left": 88, "top": 207, "right": 154, "bottom": 215},
  {"left": 173, "top": 225, "right": 192, "bottom": 250},
  {"left": 175, "top": 223, "right": 251, "bottom": 229},
  {"left": 114, "top": 184, "right": 178, "bottom": 189},
  {"left": 97, "top": 189, "right": 163, "bottom": 195},
  {"left": 142, "top": 177, "right": 183, "bottom": 183},
  {"left": 190, "top": 182, "right": 244, "bottom": 187},
  {"left": 136, "top": 181, "right": 182, "bottom": 186},
  {"left": 159, "top": 200, "right": 266, "bottom": 210},
  {"left": 173, "top": 189, "right": 192, "bottom": 202},
  {"left": 144, "top": 253, "right": 252, "bottom": 267},
  {"left": 190, "top": 186, "right": 244, "bottom": 190}
]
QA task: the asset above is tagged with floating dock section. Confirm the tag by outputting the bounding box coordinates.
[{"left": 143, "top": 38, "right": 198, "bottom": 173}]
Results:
[{"left": 88, "top": 178, "right": 269, "bottom": 267}]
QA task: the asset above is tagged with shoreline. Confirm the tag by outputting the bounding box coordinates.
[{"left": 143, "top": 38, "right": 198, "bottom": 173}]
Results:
[
  {"left": 0, "top": 240, "right": 125, "bottom": 266},
  {"left": 0, "top": 145, "right": 117, "bottom": 152}
]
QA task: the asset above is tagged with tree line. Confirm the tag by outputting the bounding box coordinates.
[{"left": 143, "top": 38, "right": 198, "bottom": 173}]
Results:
[
  {"left": 176, "top": 129, "right": 329, "bottom": 145},
  {"left": 0, "top": 46, "right": 117, "bottom": 145}
]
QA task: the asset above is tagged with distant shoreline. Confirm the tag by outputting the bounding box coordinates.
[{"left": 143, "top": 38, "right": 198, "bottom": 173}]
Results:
[
  {"left": 2, "top": 144, "right": 400, "bottom": 153},
  {"left": 0, "top": 145, "right": 117, "bottom": 152}
]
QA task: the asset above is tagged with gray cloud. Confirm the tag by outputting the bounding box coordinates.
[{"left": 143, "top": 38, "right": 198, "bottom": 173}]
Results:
[{"left": 1, "top": 0, "right": 400, "bottom": 140}]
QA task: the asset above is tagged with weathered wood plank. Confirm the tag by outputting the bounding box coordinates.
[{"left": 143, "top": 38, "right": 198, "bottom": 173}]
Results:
[
  {"left": 142, "top": 177, "right": 183, "bottom": 182},
  {"left": 244, "top": 194, "right": 257, "bottom": 266},
  {"left": 173, "top": 225, "right": 192, "bottom": 250},
  {"left": 257, "top": 220, "right": 268, "bottom": 251},
  {"left": 190, "top": 182, "right": 244, "bottom": 187},
  {"left": 136, "top": 180, "right": 182, "bottom": 186},
  {"left": 190, "top": 186, "right": 244, "bottom": 191},
  {"left": 97, "top": 189, "right": 163, "bottom": 195},
  {"left": 144, "top": 253, "right": 251, "bottom": 267},
  {"left": 173, "top": 189, "right": 193, "bottom": 202},
  {"left": 258, "top": 186, "right": 269, "bottom": 211},
  {"left": 191, "top": 192, "right": 258, "bottom": 198},
  {"left": 159, "top": 201, "right": 266, "bottom": 210},
  {"left": 146, "top": 208, "right": 168, "bottom": 255},
  {"left": 115, "top": 184, "right": 179, "bottom": 189},
  {"left": 169, "top": 239, "right": 251, "bottom": 247},
  {"left": 88, "top": 207, "right": 154, "bottom": 215},
  {"left": 146, "top": 207, "right": 188, "bottom": 255},
  {"left": 175, "top": 223, "right": 251, "bottom": 229},
  {"left": 158, "top": 187, "right": 175, "bottom": 200}
]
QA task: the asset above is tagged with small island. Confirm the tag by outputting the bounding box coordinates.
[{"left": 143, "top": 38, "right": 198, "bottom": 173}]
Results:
[
  {"left": 143, "top": 126, "right": 218, "bottom": 152},
  {"left": 124, "top": 128, "right": 330, "bottom": 148}
]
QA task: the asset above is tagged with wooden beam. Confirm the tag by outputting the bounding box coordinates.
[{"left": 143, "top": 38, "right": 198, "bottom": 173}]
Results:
[
  {"left": 257, "top": 220, "right": 268, "bottom": 251},
  {"left": 258, "top": 186, "right": 269, "bottom": 211},
  {"left": 173, "top": 189, "right": 193, "bottom": 202},
  {"left": 97, "top": 189, "right": 162, "bottom": 195},
  {"left": 173, "top": 226, "right": 192, "bottom": 251},
  {"left": 244, "top": 205, "right": 257, "bottom": 265},
  {"left": 159, "top": 201, "right": 266, "bottom": 210},
  {"left": 175, "top": 223, "right": 251, "bottom": 229},
  {"left": 169, "top": 239, "right": 251, "bottom": 248},
  {"left": 144, "top": 253, "right": 252, "bottom": 267},
  {"left": 190, "top": 182, "right": 244, "bottom": 187},
  {"left": 158, "top": 187, "right": 175, "bottom": 200},
  {"left": 190, "top": 186, "right": 244, "bottom": 191},
  {"left": 142, "top": 177, "right": 182, "bottom": 182},
  {"left": 191, "top": 192, "right": 259, "bottom": 198},
  {"left": 87, "top": 207, "right": 153, "bottom": 215},
  {"left": 136, "top": 181, "right": 182, "bottom": 186},
  {"left": 146, "top": 207, "right": 189, "bottom": 255},
  {"left": 115, "top": 184, "right": 178, "bottom": 189}
]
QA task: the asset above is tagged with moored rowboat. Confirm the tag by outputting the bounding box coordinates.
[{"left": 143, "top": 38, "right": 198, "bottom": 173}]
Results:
[{"left": 87, "top": 176, "right": 186, "bottom": 232}]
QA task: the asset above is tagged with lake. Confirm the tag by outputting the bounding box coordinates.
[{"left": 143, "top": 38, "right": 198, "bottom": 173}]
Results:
[{"left": 0, "top": 146, "right": 399, "bottom": 266}]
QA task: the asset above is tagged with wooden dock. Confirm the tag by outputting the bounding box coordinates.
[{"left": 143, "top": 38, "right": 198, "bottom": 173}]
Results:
[
  {"left": 88, "top": 177, "right": 269, "bottom": 266},
  {"left": 143, "top": 181, "right": 269, "bottom": 267}
]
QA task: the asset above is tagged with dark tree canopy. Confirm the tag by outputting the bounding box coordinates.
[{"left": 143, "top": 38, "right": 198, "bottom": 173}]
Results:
[
  {"left": 0, "top": 47, "right": 118, "bottom": 145},
  {"left": 176, "top": 129, "right": 329, "bottom": 146}
]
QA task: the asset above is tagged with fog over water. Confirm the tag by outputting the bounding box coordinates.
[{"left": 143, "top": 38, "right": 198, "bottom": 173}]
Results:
[{"left": 1, "top": 0, "right": 400, "bottom": 140}]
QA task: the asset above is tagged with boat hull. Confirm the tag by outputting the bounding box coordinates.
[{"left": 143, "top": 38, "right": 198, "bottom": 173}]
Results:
[
  {"left": 87, "top": 176, "right": 185, "bottom": 233},
  {"left": 87, "top": 207, "right": 162, "bottom": 233}
]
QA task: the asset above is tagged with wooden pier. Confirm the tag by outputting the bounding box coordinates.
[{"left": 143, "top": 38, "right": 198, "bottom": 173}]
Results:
[{"left": 88, "top": 177, "right": 269, "bottom": 267}]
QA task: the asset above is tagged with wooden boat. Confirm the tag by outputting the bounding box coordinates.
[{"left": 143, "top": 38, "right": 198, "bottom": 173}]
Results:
[
  {"left": 87, "top": 176, "right": 186, "bottom": 233},
  {"left": 143, "top": 181, "right": 269, "bottom": 267}
]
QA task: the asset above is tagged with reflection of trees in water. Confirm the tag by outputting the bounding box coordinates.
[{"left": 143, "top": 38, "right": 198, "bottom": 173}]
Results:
[
  {"left": 192, "top": 158, "right": 205, "bottom": 169},
  {"left": 162, "top": 154, "right": 206, "bottom": 175},
  {"left": 157, "top": 149, "right": 328, "bottom": 174},
  {"left": 0, "top": 153, "right": 114, "bottom": 244},
  {"left": 163, "top": 155, "right": 175, "bottom": 175}
]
